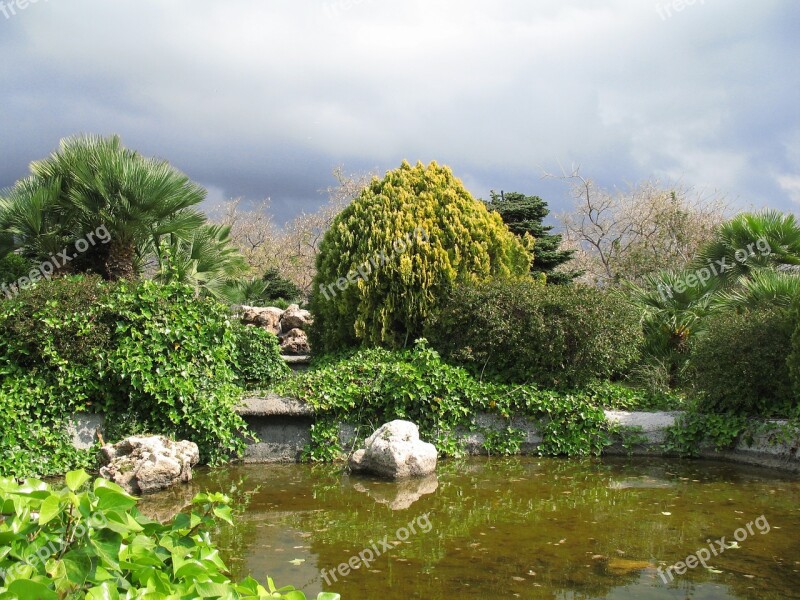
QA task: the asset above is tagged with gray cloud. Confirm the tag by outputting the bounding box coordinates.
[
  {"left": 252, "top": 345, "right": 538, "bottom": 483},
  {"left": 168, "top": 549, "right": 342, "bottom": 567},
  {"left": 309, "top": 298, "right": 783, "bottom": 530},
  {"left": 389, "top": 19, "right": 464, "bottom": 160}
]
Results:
[{"left": 1, "top": 0, "right": 798, "bottom": 223}]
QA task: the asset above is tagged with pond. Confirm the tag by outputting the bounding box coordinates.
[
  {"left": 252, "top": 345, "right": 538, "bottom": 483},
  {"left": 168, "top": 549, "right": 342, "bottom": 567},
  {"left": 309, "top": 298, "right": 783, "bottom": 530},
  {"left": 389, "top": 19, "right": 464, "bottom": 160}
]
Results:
[{"left": 140, "top": 457, "right": 800, "bottom": 599}]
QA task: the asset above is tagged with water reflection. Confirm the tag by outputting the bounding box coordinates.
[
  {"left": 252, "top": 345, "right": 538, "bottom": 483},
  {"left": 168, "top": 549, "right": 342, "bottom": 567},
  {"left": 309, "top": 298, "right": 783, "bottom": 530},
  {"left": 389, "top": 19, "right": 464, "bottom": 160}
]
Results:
[
  {"left": 350, "top": 473, "right": 439, "bottom": 510},
  {"left": 140, "top": 457, "right": 800, "bottom": 599}
]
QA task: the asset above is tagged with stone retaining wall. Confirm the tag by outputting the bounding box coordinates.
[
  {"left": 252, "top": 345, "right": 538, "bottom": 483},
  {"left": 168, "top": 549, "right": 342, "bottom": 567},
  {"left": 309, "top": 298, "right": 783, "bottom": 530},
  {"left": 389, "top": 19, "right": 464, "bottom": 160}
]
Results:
[{"left": 69, "top": 398, "right": 800, "bottom": 473}]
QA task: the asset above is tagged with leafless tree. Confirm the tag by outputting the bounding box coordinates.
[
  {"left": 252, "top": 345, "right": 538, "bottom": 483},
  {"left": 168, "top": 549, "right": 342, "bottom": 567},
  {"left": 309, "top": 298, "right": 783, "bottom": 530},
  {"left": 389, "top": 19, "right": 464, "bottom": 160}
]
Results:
[
  {"left": 548, "top": 166, "right": 731, "bottom": 286},
  {"left": 210, "top": 167, "right": 375, "bottom": 296}
]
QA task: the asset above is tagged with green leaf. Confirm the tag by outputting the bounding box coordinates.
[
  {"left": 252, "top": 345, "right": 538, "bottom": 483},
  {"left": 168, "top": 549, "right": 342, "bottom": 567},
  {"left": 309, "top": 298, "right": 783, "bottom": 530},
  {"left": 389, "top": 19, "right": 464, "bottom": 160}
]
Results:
[
  {"left": 85, "top": 581, "right": 120, "bottom": 600},
  {"left": 38, "top": 495, "right": 63, "bottom": 525},
  {"left": 65, "top": 470, "right": 91, "bottom": 492},
  {"left": 193, "top": 580, "right": 232, "bottom": 597},
  {"left": 212, "top": 505, "right": 233, "bottom": 526},
  {"left": 7, "top": 579, "right": 59, "bottom": 600},
  {"left": 94, "top": 487, "right": 137, "bottom": 512}
]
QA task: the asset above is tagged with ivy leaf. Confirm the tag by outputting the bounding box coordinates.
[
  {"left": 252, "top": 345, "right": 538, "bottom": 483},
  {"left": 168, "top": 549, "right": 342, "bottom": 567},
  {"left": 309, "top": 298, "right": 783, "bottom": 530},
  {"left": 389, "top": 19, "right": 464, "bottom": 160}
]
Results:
[
  {"left": 38, "top": 495, "right": 63, "bottom": 525},
  {"left": 7, "top": 579, "right": 59, "bottom": 600},
  {"left": 85, "top": 581, "right": 121, "bottom": 600},
  {"left": 212, "top": 505, "right": 233, "bottom": 526},
  {"left": 66, "top": 469, "right": 91, "bottom": 492}
]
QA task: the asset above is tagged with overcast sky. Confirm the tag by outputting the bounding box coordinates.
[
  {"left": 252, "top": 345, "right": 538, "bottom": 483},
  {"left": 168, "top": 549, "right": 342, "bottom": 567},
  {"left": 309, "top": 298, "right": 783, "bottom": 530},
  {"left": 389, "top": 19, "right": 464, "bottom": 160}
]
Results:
[{"left": 1, "top": 0, "right": 798, "bottom": 224}]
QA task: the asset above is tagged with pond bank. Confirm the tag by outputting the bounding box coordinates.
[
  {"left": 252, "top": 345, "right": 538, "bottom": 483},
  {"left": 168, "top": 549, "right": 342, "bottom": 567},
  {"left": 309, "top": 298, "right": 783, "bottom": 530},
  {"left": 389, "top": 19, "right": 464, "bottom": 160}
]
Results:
[
  {"left": 67, "top": 395, "right": 800, "bottom": 474},
  {"left": 236, "top": 395, "right": 800, "bottom": 474}
]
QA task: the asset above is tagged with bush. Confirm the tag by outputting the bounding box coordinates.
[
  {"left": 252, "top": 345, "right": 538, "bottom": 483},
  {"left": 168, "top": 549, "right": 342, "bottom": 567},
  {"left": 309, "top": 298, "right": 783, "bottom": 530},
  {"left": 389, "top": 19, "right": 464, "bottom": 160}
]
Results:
[
  {"left": 278, "top": 340, "right": 614, "bottom": 460},
  {"left": 0, "top": 276, "right": 250, "bottom": 477},
  {"left": 231, "top": 323, "right": 289, "bottom": 388},
  {"left": 0, "top": 471, "right": 338, "bottom": 599},
  {"left": 0, "top": 253, "right": 32, "bottom": 285},
  {"left": 309, "top": 161, "right": 533, "bottom": 351},
  {"left": 262, "top": 268, "right": 301, "bottom": 302},
  {"left": 688, "top": 306, "right": 794, "bottom": 415},
  {"left": 101, "top": 280, "right": 248, "bottom": 463},
  {"left": 425, "top": 279, "right": 642, "bottom": 387}
]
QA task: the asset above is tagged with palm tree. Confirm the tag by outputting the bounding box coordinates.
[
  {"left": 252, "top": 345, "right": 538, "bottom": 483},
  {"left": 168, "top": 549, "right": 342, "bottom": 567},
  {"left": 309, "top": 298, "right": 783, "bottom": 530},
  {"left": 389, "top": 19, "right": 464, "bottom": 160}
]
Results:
[
  {"left": 153, "top": 223, "right": 248, "bottom": 301},
  {"left": 220, "top": 278, "right": 270, "bottom": 305},
  {"left": 693, "top": 210, "right": 800, "bottom": 286},
  {"left": 628, "top": 270, "right": 715, "bottom": 350},
  {"left": 0, "top": 177, "right": 73, "bottom": 267},
  {"left": 26, "top": 135, "right": 207, "bottom": 280},
  {"left": 626, "top": 270, "right": 716, "bottom": 388}
]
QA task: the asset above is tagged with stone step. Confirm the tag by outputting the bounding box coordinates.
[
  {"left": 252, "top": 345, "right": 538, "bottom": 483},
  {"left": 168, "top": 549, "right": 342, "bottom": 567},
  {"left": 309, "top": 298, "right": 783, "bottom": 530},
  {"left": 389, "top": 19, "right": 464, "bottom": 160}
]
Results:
[
  {"left": 237, "top": 393, "right": 314, "bottom": 417},
  {"left": 236, "top": 394, "right": 315, "bottom": 463},
  {"left": 281, "top": 354, "right": 310, "bottom": 371}
]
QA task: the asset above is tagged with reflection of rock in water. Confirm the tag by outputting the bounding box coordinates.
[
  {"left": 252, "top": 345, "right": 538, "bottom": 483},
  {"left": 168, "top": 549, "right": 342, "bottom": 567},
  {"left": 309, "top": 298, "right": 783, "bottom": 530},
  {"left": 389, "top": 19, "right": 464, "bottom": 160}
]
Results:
[
  {"left": 136, "top": 480, "right": 202, "bottom": 522},
  {"left": 608, "top": 477, "right": 674, "bottom": 490},
  {"left": 351, "top": 473, "right": 439, "bottom": 510},
  {"left": 591, "top": 554, "right": 656, "bottom": 576}
]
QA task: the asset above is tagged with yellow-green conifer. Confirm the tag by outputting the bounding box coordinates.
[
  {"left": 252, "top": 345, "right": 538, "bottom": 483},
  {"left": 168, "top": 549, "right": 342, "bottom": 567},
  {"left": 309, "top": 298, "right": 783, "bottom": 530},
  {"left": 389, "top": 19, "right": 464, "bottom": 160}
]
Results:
[{"left": 310, "top": 161, "right": 533, "bottom": 350}]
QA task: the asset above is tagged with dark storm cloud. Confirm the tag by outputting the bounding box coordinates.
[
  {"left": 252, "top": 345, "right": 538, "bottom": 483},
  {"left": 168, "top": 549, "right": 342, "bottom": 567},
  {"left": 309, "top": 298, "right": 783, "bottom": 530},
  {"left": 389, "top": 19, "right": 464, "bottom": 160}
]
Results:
[{"left": 1, "top": 0, "right": 798, "bottom": 223}]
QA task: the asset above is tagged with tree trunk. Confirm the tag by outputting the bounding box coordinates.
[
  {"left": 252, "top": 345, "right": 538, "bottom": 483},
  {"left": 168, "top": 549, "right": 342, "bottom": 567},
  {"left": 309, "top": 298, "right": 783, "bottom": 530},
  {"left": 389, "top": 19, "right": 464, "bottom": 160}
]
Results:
[{"left": 104, "top": 239, "right": 137, "bottom": 280}]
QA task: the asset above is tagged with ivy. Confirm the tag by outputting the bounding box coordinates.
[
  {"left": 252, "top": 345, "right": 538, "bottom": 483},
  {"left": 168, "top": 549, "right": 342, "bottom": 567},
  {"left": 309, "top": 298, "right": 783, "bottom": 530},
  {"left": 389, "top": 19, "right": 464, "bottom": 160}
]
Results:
[
  {"left": 230, "top": 323, "right": 290, "bottom": 390},
  {"left": 0, "top": 276, "right": 251, "bottom": 477},
  {"left": 663, "top": 412, "right": 749, "bottom": 457},
  {"left": 482, "top": 426, "right": 526, "bottom": 456},
  {"left": 278, "top": 340, "right": 619, "bottom": 460}
]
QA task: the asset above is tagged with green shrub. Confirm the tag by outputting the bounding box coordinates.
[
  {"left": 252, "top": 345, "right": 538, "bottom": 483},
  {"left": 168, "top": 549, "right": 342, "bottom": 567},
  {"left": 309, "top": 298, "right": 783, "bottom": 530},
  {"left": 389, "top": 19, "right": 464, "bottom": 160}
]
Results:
[
  {"left": 231, "top": 323, "right": 289, "bottom": 388},
  {"left": 0, "top": 471, "right": 338, "bottom": 599},
  {"left": 0, "top": 276, "right": 250, "bottom": 477},
  {"left": 0, "top": 253, "right": 32, "bottom": 285},
  {"left": 580, "top": 380, "right": 687, "bottom": 412},
  {"left": 425, "top": 279, "right": 642, "bottom": 387},
  {"left": 309, "top": 160, "right": 533, "bottom": 351},
  {"left": 0, "top": 277, "right": 114, "bottom": 477},
  {"left": 278, "top": 340, "right": 614, "bottom": 460},
  {"left": 787, "top": 305, "right": 800, "bottom": 404},
  {"left": 664, "top": 412, "right": 749, "bottom": 457},
  {"left": 101, "top": 280, "right": 248, "bottom": 463},
  {"left": 262, "top": 268, "right": 301, "bottom": 302},
  {"left": 688, "top": 306, "right": 794, "bottom": 415}
]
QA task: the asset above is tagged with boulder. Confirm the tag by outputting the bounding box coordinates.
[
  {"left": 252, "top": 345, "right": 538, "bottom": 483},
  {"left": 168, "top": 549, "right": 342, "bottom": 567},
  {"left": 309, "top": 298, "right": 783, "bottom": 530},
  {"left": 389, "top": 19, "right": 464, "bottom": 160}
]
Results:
[
  {"left": 241, "top": 306, "right": 283, "bottom": 335},
  {"left": 280, "top": 327, "right": 311, "bottom": 355},
  {"left": 349, "top": 420, "right": 437, "bottom": 479},
  {"left": 98, "top": 436, "right": 200, "bottom": 495},
  {"left": 280, "top": 304, "right": 313, "bottom": 332}
]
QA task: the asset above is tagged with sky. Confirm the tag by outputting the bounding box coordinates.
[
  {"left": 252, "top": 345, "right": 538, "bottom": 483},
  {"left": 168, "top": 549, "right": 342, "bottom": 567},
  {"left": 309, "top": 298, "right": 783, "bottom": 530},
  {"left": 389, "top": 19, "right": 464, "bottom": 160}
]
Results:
[{"left": 1, "top": 0, "right": 798, "bottom": 225}]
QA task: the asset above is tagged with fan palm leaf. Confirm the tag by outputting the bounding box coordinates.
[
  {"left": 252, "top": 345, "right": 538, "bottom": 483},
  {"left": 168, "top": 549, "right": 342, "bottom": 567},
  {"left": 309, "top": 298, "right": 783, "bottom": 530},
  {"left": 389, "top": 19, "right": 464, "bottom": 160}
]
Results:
[
  {"left": 693, "top": 210, "right": 800, "bottom": 286},
  {"left": 713, "top": 269, "right": 800, "bottom": 310},
  {"left": 155, "top": 224, "right": 248, "bottom": 300}
]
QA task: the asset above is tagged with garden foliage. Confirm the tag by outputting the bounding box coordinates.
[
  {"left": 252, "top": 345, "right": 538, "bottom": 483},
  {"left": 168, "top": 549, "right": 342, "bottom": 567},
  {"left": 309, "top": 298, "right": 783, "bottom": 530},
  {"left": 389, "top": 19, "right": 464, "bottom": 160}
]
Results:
[
  {"left": 279, "top": 340, "right": 617, "bottom": 461},
  {"left": 0, "top": 471, "right": 337, "bottom": 599},
  {"left": 231, "top": 323, "right": 289, "bottom": 389},
  {"left": 0, "top": 254, "right": 32, "bottom": 285},
  {"left": 425, "top": 279, "right": 642, "bottom": 387},
  {"left": 687, "top": 306, "right": 795, "bottom": 416},
  {"left": 0, "top": 276, "right": 249, "bottom": 477},
  {"left": 309, "top": 161, "right": 533, "bottom": 351},
  {"left": 485, "top": 190, "right": 579, "bottom": 283}
]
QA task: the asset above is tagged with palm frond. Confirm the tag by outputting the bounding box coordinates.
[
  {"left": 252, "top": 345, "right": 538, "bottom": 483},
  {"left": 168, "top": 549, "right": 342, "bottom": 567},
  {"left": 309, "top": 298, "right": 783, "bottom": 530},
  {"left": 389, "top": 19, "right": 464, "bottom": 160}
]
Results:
[{"left": 713, "top": 269, "right": 800, "bottom": 310}]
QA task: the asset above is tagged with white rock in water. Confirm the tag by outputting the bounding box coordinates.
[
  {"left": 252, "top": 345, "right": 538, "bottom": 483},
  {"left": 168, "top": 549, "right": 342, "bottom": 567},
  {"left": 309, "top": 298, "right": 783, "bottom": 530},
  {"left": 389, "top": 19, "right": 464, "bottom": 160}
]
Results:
[{"left": 349, "top": 420, "right": 437, "bottom": 479}]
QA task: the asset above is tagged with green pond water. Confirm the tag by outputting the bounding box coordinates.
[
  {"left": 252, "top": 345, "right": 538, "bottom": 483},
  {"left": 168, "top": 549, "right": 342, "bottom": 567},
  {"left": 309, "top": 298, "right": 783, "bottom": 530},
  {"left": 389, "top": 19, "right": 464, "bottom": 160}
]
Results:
[{"left": 140, "top": 457, "right": 800, "bottom": 599}]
